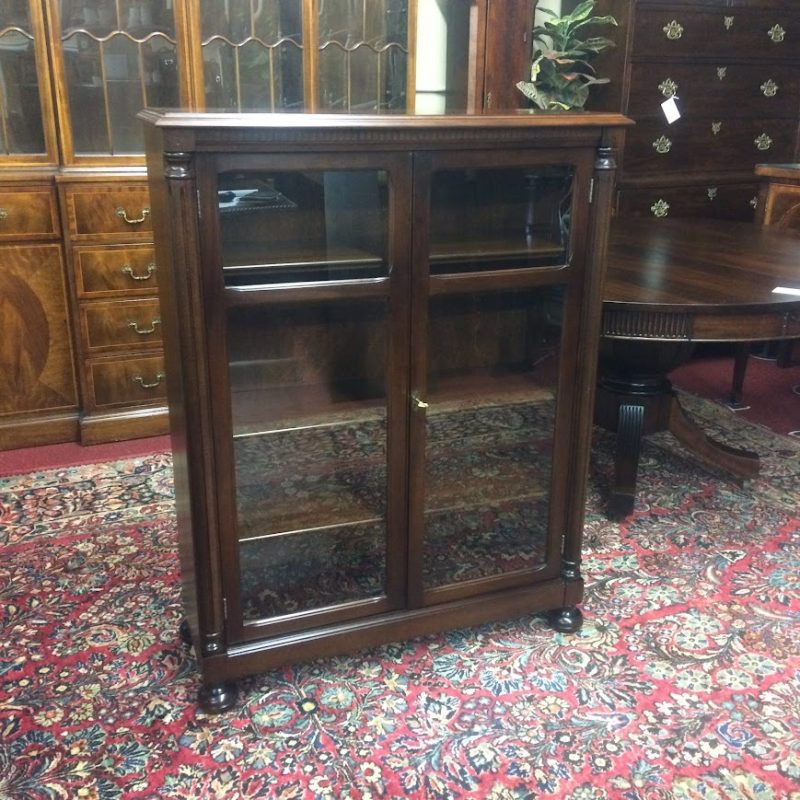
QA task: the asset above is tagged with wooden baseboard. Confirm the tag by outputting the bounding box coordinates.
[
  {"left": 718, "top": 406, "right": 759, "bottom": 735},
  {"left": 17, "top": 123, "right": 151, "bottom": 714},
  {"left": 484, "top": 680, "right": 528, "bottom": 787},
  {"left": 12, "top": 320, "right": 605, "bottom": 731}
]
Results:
[{"left": 79, "top": 405, "right": 170, "bottom": 445}]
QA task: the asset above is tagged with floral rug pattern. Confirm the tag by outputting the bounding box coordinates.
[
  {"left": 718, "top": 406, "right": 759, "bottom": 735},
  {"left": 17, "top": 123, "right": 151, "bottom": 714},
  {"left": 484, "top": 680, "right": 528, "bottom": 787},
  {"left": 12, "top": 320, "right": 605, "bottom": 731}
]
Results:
[{"left": 1, "top": 394, "right": 799, "bottom": 799}]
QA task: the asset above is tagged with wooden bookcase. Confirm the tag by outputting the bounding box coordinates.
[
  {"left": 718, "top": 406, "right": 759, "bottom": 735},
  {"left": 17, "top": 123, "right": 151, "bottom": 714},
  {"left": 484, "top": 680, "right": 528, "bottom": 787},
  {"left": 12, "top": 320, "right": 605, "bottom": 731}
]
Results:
[{"left": 141, "top": 109, "right": 629, "bottom": 711}]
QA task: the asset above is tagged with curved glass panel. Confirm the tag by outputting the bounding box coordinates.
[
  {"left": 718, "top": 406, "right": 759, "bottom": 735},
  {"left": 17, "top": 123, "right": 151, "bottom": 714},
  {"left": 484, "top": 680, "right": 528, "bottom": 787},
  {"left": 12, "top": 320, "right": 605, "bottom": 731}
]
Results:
[
  {"left": 218, "top": 168, "right": 389, "bottom": 286},
  {"left": 429, "top": 165, "right": 574, "bottom": 274}
]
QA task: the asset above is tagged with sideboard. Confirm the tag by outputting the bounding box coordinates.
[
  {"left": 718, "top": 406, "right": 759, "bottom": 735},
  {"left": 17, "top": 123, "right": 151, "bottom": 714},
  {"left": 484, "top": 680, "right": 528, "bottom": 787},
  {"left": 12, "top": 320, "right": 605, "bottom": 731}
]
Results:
[{"left": 141, "top": 109, "right": 630, "bottom": 711}]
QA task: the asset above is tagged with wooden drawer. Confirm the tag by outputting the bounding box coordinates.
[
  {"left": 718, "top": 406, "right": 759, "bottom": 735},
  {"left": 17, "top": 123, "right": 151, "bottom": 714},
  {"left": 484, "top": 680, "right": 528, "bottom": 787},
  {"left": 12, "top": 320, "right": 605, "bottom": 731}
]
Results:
[
  {"left": 0, "top": 188, "right": 60, "bottom": 241},
  {"left": 627, "top": 61, "right": 800, "bottom": 119},
  {"left": 63, "top": 185, "right": 153, "bottom": 240},
  {"left": 86, "top": 354, "right": 166, "bottom": 409},
  {"left": 633, "top": 7, "right": 800, "bottom": 60},
  {"left": 623, "top": 117, "right": 798, "bottom": 176},
  {"left": 74, "top": 244, "right": 159, "bottom": 297},
  {"left": 617, "top": 183, "right": 759, "bottom": 221},
  {"left": 79, "top": 298, "right": 162, "bottom": 353}
]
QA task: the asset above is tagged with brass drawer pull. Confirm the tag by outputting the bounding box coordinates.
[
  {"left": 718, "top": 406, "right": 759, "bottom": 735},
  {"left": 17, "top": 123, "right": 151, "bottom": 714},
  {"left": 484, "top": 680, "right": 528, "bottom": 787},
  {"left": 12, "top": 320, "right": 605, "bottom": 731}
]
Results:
[
  {"left": 121, "top": 262, "right": 157, "bottom": 281},
  {"left": 132, "top": 373, "right": 165, "bottom": 389},
  {"left": 116, "top": 206, "right": 151, "bottom": 225},
  {"left": 652, "top": 136, "right": 672, "bottom": 154},
  {"left": 767, "top": 24, "right": 786, "bottom": 43},
  {"left": 0, "top": 208, "right": 7, "bottom": 220},
  {"left": 651, "top": 199, "right": 670, "bottom": 218},
  {"left": 754, "top": 133, "right": 773, "bottom": 151},
  {"left": 707, "top": 187, "right": 718, "bottom": 200},
  {"left": 724, "top": 16, "right": 734, "bottom": 30},
  {"left": 716, "top": 67, "right": 727, "bottom": 80},
  {"left": 662, "top": 20, "right": 683, "bottom": 40},
  {"left": 128, "top": 318, "right": 161, "bottom": 335},
  {"left": 711, "top": 121, "right": 722, "bottom": 135},
  {"left": 761, "top": 79, "right": 779, "bottom": 97},
  {"left": 658, "top": 78, "right": 678, "bottom": 98}
]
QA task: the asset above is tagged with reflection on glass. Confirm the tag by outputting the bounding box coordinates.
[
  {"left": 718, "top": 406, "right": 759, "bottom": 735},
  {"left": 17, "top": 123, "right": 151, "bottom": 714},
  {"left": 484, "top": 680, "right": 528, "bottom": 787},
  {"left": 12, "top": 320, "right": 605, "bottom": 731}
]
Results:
[
  {"left": 317, "top": 0, "right": 408, "bottom": 112},
  {"left": 229, "top": 300, "right": 389, "bottom": 621},
  {"left": 219, "top": 169, "right": 389, "bottom": 286},
  {"left": 422, "top": 288, "right": 564, "bottom": 589},
  {"left": 0, "top": 26, "right": 46, "bottom": 155},
  {"left": 200, "top": 0, "right": 303, "bottom": 111},
  {"left": 429, "top": 166, "right": 574, "bottom": 274},
  {"left": 59, "top": 0, "right": 178, "bottom": 155}
]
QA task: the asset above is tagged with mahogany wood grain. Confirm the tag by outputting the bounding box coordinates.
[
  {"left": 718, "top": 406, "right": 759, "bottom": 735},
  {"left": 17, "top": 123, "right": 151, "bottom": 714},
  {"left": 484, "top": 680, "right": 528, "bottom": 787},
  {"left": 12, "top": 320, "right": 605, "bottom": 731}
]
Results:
[
  {"left": 80, "top": 298, "right": 163, "bottom": 352},
  {"left": 0, "top": 188, "right": 60, "bottom": 240},
  {"left": 73, "top": 245, "right": 159, "bottom": 297},
  {"left": 85, "top": 354, "right": 167, "bottom": 409},
  {"left": 63, "top": 185, "right": 153, "bottom": 240}
]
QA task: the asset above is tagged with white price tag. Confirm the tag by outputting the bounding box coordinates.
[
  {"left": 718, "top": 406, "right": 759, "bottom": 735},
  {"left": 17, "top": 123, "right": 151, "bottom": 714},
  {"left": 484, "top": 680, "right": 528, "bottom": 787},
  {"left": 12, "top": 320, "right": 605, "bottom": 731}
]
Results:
[{"left": 661, "top": 96, "right": 681, "bottom": 124}]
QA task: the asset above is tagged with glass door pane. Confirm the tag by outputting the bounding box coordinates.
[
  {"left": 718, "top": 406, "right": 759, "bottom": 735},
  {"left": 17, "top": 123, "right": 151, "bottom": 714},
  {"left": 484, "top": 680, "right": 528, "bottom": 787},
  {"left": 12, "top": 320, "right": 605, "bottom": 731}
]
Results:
[
  {"left": 316, "top": 0, "right": 409, "bottom": 112},
  {"left": 59, "top": 0, "right": 180, "bottom": 156},
  {"left": 219, "top": 168, "right": 389, "bottom": 285},
  {"left": 418, "top": 161, "right": 575, "bottom": 594},
  {"left": 229, "top": 300, "right": 390, "bottom": 621},
  {"left": 0, "top": 2, "right": 49, "bottom": 157},
  {"left": 421, "top": 288, "right": 562, "bottom": 590},
  {"left": 216, "top": 165, "right": 395, "bottom": 626},
  {"left": 199, "top": 0, "right": 303, "bottom": 111}
]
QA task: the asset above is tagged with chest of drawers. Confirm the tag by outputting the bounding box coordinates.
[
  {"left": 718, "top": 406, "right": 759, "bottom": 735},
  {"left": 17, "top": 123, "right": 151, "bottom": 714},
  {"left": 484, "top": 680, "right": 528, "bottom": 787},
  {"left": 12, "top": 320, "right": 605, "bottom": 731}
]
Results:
[
  {"left": 58, "top": 173, "right": 169, "bottom": 444},
  {"left": 593, "top": 0, "right": 800, "bottom": 221}
]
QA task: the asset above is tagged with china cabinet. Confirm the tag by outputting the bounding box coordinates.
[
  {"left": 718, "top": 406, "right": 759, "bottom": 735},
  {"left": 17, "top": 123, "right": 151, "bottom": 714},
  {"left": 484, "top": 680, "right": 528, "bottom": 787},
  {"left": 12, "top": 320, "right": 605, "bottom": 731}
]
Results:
[
  {"left": 141, "top": 109, "right": 629, "bottom": 711},
  {"left": 586, "top": 0, "right": 800, "bottom": 220},
  {"left": 0, "top": 0, "right": 535, "bottom": 449}
]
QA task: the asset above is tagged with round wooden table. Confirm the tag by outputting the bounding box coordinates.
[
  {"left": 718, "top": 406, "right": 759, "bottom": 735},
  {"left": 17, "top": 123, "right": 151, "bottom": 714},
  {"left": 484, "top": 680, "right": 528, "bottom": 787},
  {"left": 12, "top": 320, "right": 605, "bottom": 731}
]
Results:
[{"left": 597, "top": 217, "right": 800, "bottom": 519}]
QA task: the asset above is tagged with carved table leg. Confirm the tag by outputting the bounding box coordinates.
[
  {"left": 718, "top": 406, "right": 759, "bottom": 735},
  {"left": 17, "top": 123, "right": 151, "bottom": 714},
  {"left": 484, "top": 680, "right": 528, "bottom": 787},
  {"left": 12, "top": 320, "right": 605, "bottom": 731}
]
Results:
[{"left": 609, "top": 403, "right": 645, "bottom": 520}]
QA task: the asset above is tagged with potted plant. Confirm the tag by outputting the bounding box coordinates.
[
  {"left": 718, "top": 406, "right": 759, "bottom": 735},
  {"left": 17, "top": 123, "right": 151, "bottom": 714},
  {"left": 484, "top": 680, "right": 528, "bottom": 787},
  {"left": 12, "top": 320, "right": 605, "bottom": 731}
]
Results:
[{"left": 516, "top": 0, "right": 617, "bottom": 111}]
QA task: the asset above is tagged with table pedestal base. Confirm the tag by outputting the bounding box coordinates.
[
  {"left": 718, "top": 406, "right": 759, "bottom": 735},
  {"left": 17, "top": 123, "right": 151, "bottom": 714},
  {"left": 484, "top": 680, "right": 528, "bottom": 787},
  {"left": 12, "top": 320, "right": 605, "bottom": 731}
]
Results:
[{"left": 595, "top": 341, "right": 760, "bottom": 520}]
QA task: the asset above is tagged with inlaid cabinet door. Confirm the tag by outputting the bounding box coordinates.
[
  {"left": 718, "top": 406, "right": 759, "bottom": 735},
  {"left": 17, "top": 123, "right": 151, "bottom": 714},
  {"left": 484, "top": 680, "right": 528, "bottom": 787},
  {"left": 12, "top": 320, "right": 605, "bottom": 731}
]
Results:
[{"left": 0, "top": 244, "right": 77, "bottom": 417}]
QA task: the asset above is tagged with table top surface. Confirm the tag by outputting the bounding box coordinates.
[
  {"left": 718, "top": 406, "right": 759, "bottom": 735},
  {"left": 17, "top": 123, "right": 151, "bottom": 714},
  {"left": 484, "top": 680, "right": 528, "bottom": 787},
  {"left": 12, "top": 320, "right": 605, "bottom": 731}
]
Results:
[{"left": 605, "top": 218, "right": 800, "bottom": 314}]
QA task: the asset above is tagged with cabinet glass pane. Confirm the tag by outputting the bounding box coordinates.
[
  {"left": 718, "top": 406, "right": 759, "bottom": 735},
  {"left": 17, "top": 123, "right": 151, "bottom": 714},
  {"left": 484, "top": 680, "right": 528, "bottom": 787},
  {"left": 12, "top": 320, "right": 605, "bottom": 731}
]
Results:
[
  {"left": 0, "top": 11, "right": 46, "bottom": 155},
  {"left": 229, "top": 300, "right": 389, "bottom": 621},
  {"left": 219, "top": 169, "right": 389, "bottom": 286},
  {"left": 317, "top": 0, "right": 408, "bottom": 112},
  {"left": 422, "top": 288, "right": 563, "bottom": 589},
  {"left": 429, "top": 166, "right": 574, "bottom": 274},
  {"left": 200, "top": 0, "right": 303, "bottom": 111},
  {"left": 59, "top": 0, "right": 179, "bottom": 155}
]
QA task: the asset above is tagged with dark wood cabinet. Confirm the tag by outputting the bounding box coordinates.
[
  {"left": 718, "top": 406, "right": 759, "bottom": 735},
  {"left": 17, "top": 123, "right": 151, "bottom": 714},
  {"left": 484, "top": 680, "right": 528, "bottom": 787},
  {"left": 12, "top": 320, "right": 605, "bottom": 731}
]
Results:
[
  {"left": 587, "top": 0, "right": 800, "bottom": 221},
  {"left": 142, "top": 109, "right": 629, "bottom": 711}
]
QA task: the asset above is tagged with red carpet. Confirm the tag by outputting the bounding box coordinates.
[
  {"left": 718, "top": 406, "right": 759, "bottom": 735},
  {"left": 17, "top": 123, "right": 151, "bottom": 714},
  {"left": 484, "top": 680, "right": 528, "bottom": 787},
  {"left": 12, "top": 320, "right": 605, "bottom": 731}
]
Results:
[
  {"left": 0, "top": 394, "right": 799, "bottom": 797},
  {"left": 671, "top": 352, "right": 800, "bottom": 438}
]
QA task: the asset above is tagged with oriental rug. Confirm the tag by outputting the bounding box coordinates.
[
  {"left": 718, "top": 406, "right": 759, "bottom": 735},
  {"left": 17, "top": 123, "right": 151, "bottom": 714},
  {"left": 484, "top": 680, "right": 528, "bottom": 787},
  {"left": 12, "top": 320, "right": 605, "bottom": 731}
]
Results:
[{"left": 1, "top": 392, "right": 799, "bottom": 799}]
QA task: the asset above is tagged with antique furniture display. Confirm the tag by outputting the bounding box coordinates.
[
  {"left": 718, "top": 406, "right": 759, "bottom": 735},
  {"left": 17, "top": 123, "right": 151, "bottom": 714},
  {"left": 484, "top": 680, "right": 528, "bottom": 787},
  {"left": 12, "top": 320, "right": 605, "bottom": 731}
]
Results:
[
  {"left": 142, "top": 109, "right": 629, "bottom": 711},
  {"left": 0, "top": 0, "right": 534, "bottom": 450},
  {"left": 597, "top": 216, "right": 800, "bottom": 519},
  {"left": 588, "top": 0, "right": 800, "bottom": 221}
]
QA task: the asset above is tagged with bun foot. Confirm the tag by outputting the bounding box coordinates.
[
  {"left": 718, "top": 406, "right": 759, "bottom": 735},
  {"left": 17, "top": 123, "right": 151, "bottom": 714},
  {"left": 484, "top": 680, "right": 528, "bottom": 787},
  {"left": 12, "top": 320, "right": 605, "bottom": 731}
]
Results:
[
  {"left": 198, "top": 681, "right": 238, "bottom": 714},
  {"left": 547, "top": 606, "right": 583, "bottom": 633}
]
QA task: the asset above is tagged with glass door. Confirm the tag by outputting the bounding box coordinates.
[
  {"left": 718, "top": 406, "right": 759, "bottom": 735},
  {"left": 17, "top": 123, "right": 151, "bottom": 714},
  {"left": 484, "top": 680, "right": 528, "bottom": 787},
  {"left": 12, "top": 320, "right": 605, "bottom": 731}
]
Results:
[
  {"left": 49, "top": 0, "right": 188, "bottom": 162},
  {"left": 0, "top": 0, "right": 58, "bottom": 163},
  {"left": 205, "top": 153, "right": 411, "bottom": 641},
  {"left": 409, "top": 150, "right": 590, "bottom": 606}
]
